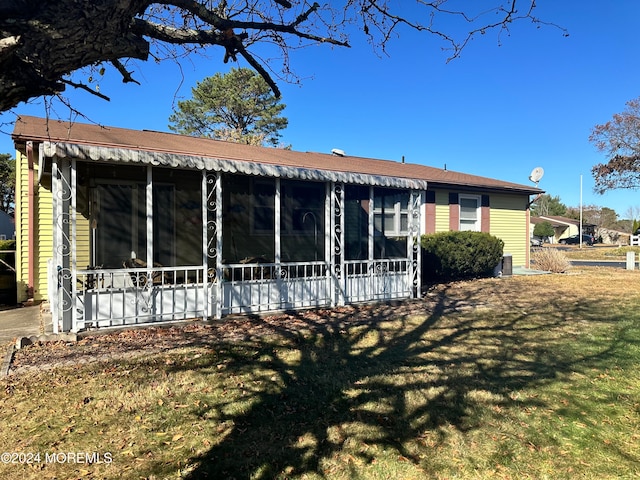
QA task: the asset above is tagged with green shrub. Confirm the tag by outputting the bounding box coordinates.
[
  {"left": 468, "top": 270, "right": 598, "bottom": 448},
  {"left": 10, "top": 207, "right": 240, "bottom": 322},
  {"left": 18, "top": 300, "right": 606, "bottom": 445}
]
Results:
[
  {"left": 421, "top": 231, "right": 504, "bottom": 281},
  {"left": 533, "top": 221, "right": 554, "bottom": 240},
  {"left": 0, "top": 239, "right": 15, "bottom": 251}
]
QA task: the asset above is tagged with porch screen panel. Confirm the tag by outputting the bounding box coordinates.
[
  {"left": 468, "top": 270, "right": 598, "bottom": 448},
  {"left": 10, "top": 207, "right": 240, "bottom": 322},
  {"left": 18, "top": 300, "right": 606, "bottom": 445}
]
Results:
[
  {"left": 153, "top": 169, "right": 202, "bottom": 267},
  {"left": 344, "top": 185, "right": 370, "bottom": 260},
  {"left": 95, "top": 184, "right": 147, "bottom": 268},
  {"left": 222, "top": 174, "right": 275, "bottom": 263},
  {"left": 373, "top": 187, "right": 409, "bottom": 259},
  {"left": 280, "top": 180, "right": 325, "bottom": 262}
]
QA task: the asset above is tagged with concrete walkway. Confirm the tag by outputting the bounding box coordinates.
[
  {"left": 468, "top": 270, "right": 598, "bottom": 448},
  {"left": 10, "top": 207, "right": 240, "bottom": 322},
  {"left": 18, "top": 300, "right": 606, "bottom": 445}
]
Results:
[
  {"left": 0, "top": 303, "right": 55, "bottom": 376},
  {"left": 0, "top": 303, "right": 51, "bottom": 344}
]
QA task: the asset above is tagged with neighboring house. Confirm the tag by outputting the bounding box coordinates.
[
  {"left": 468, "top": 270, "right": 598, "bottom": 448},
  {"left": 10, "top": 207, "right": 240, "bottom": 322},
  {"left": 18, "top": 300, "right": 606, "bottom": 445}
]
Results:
[
  {"left": 13, "top": 116, "right": 542, "bottom": 333},
  {"left": 0, "top": 210, "right": 14, "bottom": 240},
  {"left": 532, "top": 216, "right": 596, "bottom": 243},
  {"left": 597, "top": 228, "right": 630, "bottom": 246}
]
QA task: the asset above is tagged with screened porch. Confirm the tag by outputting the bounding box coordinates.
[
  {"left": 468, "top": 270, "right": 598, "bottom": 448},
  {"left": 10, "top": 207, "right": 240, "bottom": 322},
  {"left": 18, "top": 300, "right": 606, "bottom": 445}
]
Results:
[{"left": 46, "top": 145, "right": 424, "bottom": 333}]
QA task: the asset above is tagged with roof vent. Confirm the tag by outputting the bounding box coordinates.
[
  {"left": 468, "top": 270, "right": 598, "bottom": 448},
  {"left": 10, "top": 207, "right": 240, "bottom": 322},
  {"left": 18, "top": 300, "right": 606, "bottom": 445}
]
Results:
[{"left": 331, "top": 148, "right": 345, "bottom": 157}]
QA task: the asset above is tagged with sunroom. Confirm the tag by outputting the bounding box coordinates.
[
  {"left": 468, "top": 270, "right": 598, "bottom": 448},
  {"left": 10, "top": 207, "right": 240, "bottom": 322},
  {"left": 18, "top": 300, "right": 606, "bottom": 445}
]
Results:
[{"left": 44, "top": 141, "right": 426, "bottom": 333}]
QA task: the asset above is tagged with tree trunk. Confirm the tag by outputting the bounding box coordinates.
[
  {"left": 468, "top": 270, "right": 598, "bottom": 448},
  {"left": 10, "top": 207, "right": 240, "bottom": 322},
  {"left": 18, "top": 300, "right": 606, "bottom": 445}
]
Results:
[{"left": 0, "top": 0, "right": 150, "bottom": 111}]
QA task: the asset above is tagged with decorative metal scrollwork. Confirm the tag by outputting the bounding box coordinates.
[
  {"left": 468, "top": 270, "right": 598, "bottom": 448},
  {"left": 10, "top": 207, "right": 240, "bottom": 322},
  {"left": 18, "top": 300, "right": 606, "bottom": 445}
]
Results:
[
  {"left": 333, "top": 183, "right": 343, "bottom": 281},
  {"left": 206, "top": 174, "right": 219, "bottom": 261},
  {"left": 57, "top": 267, "right": 73, "bottom": 312},
  {"left": 56, "top": 213, "right": 72, "bottom": 256},
  {"left": 409, "top": 190, "right": 421, "bottom": 296},
  {"left": 206, "top": 220, "right": 218, "bottom": 259},
  {"left": 206, "top": 174, "right": 217, "bottom": 212}
]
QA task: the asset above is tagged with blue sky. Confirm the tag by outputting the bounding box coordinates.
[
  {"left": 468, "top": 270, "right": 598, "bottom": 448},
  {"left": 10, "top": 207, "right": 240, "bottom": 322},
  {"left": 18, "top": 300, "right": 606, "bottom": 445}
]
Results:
[{"left": 1, "top": 1, "right": 638, "bottom": 218}]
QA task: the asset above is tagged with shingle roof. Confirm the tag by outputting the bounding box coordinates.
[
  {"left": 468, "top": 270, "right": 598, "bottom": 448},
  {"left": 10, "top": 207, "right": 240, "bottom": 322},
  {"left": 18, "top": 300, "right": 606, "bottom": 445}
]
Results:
[
  {"left": 536, "top": 216, "right": 596, "bottom": 227},
  {"left": 13, "top": 115, "right": 542, "bottom": 195}
]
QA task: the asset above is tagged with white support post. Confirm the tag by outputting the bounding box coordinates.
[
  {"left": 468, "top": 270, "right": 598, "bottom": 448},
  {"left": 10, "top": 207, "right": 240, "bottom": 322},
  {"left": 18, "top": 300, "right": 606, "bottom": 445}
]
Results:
[
  {"left": 331, "top": 182, "right": 345, "bottom": 306},
  {"left": 146, "top": 166, "right": 153, "bottom": 276},
  {"left": 201, "top": 170, "right": 209, "bottom": 318},
  {"left": 325, "top": 182, "right": 331, "bottom": 293},
  {"left": 215, "top": 172, "right": 223, "bottom": 318},
  {"left": 51, "top": 158, "right": 60, "bottom": 333},
  {"left": 275, "top": 178, "right": 281, "bottom": 266},
  {"left": 204, "top": 171, "right": 222, "bottom": 319},
  {"left": 54, "top": 158, "right": 73, "bottom": 332},
  {"left": 368, "top": 186, "right": 374, "bottom": 262},
  {"left": 409, "top": 190, "right": 422, "bottom": 298},
  {"left": 70, "top": 159, "right": 78, "bottom": 331}
]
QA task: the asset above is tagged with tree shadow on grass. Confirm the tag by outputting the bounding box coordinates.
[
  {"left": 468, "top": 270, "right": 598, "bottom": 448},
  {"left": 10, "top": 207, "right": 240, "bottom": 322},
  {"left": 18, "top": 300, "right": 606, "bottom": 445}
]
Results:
[{"left": 151, "top": 284, "right": 628, "bottom": 479}]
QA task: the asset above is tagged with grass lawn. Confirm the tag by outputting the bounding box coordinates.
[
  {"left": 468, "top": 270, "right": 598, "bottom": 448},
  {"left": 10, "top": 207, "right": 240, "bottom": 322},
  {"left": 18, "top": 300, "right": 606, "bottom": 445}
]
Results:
[{"left": 1, "top": 267, "right": 639, "bottom": 479}]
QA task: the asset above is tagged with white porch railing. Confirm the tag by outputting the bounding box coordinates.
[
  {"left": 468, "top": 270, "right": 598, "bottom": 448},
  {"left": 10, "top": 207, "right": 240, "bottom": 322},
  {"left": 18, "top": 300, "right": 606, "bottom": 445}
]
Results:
[
  {"left": 65, "top": 258, "right": 413, "bottom": 332},
  {"left": 344, "top": 259, "right": 411, "bottom": 303},
  {"left": 222, "top": 261, "right": 331, "bottom": 314},
  {"left": 74, "top": 265, "right": 212, "bottom": 330}
]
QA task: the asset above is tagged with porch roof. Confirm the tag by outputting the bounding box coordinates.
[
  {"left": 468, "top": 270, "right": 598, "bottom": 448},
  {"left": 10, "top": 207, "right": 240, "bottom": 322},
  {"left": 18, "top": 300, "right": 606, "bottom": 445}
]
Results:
[{"left": 13, "top": 116, "right": 542, "bottom": 194}]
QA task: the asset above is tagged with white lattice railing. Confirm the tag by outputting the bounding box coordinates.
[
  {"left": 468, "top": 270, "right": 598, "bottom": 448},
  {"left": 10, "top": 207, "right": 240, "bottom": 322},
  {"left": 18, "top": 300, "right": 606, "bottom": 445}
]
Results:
[
  {"left": 73, "top": 265, "right": 211, "bottom": 330},
  {"left": 344, "top": 259, "right": 411, "bottom": 304},
  {"left": 66, "top": 258, "right": 413, "bottom": 331},
  {"left": 221, "top": 260, "right": 331, "bottom": 314}
]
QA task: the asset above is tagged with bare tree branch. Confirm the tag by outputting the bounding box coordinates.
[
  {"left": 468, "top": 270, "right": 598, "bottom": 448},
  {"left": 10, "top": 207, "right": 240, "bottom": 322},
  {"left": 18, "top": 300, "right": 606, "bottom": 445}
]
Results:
[
  {"left": 0, "top": 0, "right": 565, "bottom": 111},
  {"left": 237, "top": 45, "right": 281, "bottom": 98},
  {"left": 60, "top": 79, "right": 111, "bottom": 102},
  {"left": 111, "top": 59, "right": 141, "bottom": 85}
]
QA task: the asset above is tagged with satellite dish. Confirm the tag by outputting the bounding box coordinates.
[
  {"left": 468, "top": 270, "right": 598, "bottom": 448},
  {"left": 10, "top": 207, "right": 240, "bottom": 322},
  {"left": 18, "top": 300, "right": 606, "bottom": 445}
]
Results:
[
  {"left": 529, "top": 167, "right": 544, "bottom": 186},
  {"left": 331, "top": 148, "right": 345, "bottom": 157}
]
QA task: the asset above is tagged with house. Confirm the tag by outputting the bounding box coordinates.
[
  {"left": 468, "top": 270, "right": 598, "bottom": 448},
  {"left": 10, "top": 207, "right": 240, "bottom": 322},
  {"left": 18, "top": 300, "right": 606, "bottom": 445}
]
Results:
[
  {"left": 532, "top": 216, "right": 596, "bottom": 243},
  {"left": 0, "top": 210, "right": 14, "bottom": 240},
  {"left": 597, "top": 228, "right": 631, "bottom": 246},
  {"left": 12, "top": 116, "right": 542, "bottom": 333}
]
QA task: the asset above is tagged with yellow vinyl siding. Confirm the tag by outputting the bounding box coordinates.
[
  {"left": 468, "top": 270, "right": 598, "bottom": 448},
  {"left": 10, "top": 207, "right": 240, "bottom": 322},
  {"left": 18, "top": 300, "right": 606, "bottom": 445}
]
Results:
[
  {"left": 75, "top": 215, "right": 91, "bottom": 271},
  {"left": 428, "top": 188, "right": 529, "bottom": 268},
  {"left": 434, "top": 190, "right": 450, "bottom": 232},
  {"left": 15, "top": 148, "right": 29, "bottom": 302},
  {"left": 33, "top": 182, "right": 53, "bottom": 301},
  {"left": 33, "top": 176, "right": 91, "bottom": 302},
  {"left": 489, "top": 194, "right": 528, "bottom": 267},
  {"left": 14, "top": 144, "right": 54, "bottom": 302}
]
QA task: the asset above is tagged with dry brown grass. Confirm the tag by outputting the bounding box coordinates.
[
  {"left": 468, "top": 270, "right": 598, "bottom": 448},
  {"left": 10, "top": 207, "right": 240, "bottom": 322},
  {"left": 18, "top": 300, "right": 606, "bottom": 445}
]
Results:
[{"left": 0, "top": 267, "right": 639, "bottom": 479}]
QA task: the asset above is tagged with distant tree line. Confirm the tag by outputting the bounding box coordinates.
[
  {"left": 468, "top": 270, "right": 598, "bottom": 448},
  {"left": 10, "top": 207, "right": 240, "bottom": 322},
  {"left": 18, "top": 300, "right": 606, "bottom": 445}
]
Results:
[
  {"left": 530, "top": 194, "right": 637, "bottom": 234},
  {"left": 0, "top": 154, "right": 14, "bottom": 215}
]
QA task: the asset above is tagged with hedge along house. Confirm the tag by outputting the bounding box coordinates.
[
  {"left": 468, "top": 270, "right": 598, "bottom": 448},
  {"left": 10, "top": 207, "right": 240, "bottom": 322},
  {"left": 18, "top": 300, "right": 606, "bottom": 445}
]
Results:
[{"left": 13, "top": 116, "right": 542, "bottom": 333}]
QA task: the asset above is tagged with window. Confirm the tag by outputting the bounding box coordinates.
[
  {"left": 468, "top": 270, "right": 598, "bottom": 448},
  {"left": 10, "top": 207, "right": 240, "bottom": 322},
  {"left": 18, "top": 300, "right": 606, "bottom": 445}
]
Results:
[
  {"left": 373, "top": 188, "right": 409, "bottom": 236},
  {"left": 459, "top": 195, "right": 480, "bottom": 231},
  {"left": 373, "top": 188, "right": 409, "bottom": 259}
]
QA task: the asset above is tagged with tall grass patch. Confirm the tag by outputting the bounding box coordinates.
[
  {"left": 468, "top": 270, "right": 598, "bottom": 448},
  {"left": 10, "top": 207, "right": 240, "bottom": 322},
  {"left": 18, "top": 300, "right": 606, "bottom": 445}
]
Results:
[{"left": 531, "top": 246, "right": 571, "bottom": 272}]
